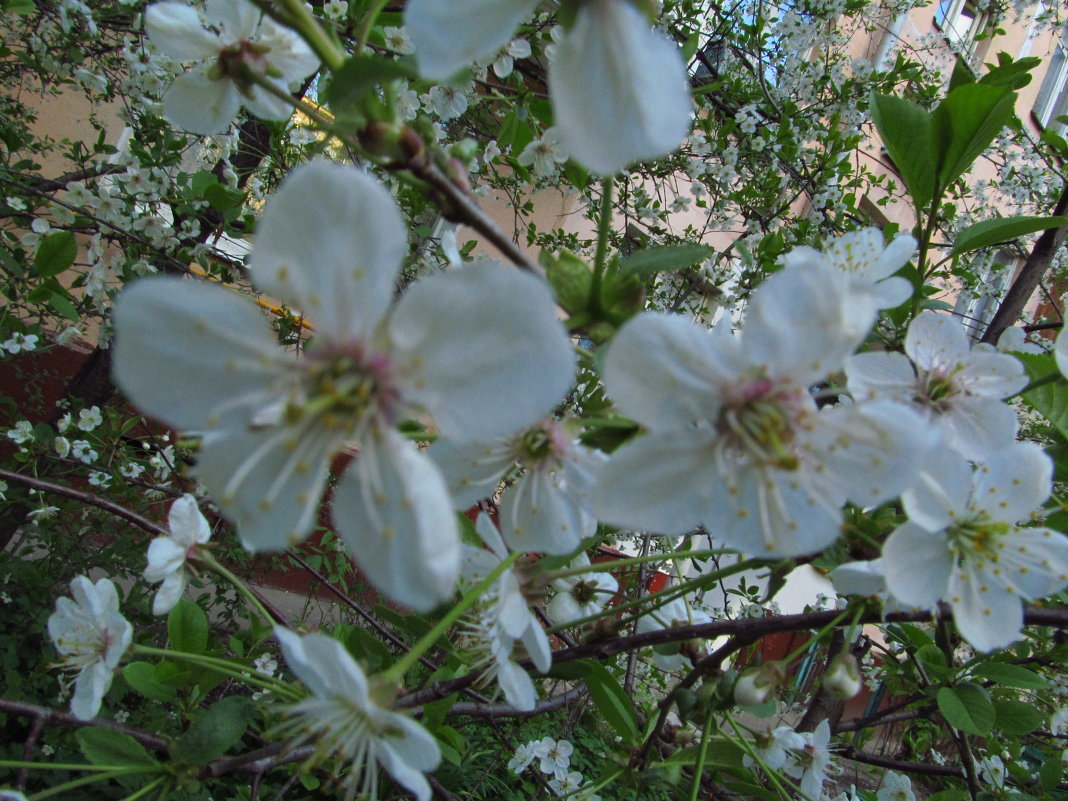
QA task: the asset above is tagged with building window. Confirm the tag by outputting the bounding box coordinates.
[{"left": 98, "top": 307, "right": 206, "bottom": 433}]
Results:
[
  {"left": 1034, "top": 41, "right": 1068, "bottom": 134},
  {"left": 934, "top": 0, "right": 987, "bottom": 56}
]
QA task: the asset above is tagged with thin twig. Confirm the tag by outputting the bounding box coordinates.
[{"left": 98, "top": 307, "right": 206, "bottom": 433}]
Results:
[
  {"left": 838, "top": 744, "right": 964, "bottom": 777},
  {"left": 0, "top": 698, "right": 168, "bottom": 752},
  {"left": 448, "top": 685, "right": 587, "bottom": 718}
]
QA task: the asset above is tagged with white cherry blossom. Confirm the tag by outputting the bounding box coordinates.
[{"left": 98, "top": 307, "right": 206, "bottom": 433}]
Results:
[
  {"left": 883, "top": 444, "right": 1068, "bottom": 651},
  {"left": 846, "top": 310, "right": 1026, "bottom": 461},
  {"left": 431, "top": 420, "right": 605, "bottom": 555},
  {"left": 47, "top": 576, "right": 132, "bottom": 721},
  {"left": 547, "top": 554, "right": 618, "bottom": 625},
  {"left": 145, "top": 0, "right": 319, "bottom": 134},
  {"left": 143, "top": 494, "right": 212, "bottom": 615},
  {"left": 112, "top": 161, "right": 575, "bottom": 612},
  {"left": 784, "top": 720, "right": 834, "bottom": 801},
  {"left": 595, "top": 261, "right": 933, "bottom": 557},
  {"left": 274, "top": 628, "right": 440, "bottom": 801}
]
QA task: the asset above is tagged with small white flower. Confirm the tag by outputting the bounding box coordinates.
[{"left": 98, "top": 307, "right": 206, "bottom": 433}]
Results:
[
  {"left": 426, "top": 84, "right": 469, "bottom": 120},
  {"left": 978, "top": 755, "right": 1006, "bottom": 788},
  {"left": 3, "top": 332, "right": 38, "bottom": 354},
  {"left": 120, "top": 462, "right": 145, "bottom": 479},
  {"left": 56, "top": 412, "right": 72, "bottom": 433},
  {"left": 28, "top": 505, "right": 60, "bottom": 523},
  {"left": 6, "top": 421, "right": 33, "bottom": 444},
  {"left": 746, "top": 726, "right": 805, "bottom": 771},
  {"left": 382, "top": 25, "right": 413, "bottom": 54},
  {"left": 54, "top": 437, "right": 71, "bottom": 458},
  {"left": 547, "top": 554, "right": 617, "bottom": 625},
  {"left": 877, "top": 771, "right": 915, "bottom": 801},
  {"left": 274, "top": 627, "right": 440, "bottom": 801},
  {"left": 71, "top": 440, "right": 98, "bottom": 464},
  {"left": 784, "top": 720, "right": 835, "bottom": 801},
  {"left": 253, "top": 652, "right": 278, "bottom": 676},
  {"left": 47, "top": 576, "right": 133, "bottom": 721},
  {"left": 508, "top": 741, "right": 537, "bottom": 774},
  {"left": 532, "top": 737, "right": 573, "bottom": 775},
  {"left": 145, "top": 0, "right": 320, "bottom": 134},
  {"left": 321, "top": 0, "right": 348, "bottom": 22},
  {"left": 88, "top": 471, "right": 111, "bottom": 488},
  {"left": 549, "top": 769, "right": 584, "bottom": 795},
  {"left": 144, "top": 494, "right": 212, "bottom": 615},
  {"left": 517, "top": 128, "right": 567, "bottom": 177},
  {"left": 77, "top": 406, "right": 103, "bottom": 432},
  {"left": 491, "top": 38, "right": 530, "bottom": 78}
]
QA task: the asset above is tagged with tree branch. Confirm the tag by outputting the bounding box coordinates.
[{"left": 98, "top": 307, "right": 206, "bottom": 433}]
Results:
[{"left": 0, "top": 698, "right": 169, "bottom": 752}]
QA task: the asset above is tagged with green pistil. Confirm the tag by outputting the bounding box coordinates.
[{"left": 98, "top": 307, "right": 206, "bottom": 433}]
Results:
[
  {"left": 947, "top": 518, "right": 1011, "bottom": 560},
  {"left": 721, "top": 400, "right": 798, "bottom": 470},
  {"left": 516, "top": 425, "right": 554, "bottom": 462}
]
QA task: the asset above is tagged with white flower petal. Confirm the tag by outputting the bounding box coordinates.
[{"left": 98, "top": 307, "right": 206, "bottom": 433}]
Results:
[
  {"left": 378, "top": 722, "right": 438, "bottom": 801},
  {"left": 249, "top": 162, "right": 406, "bottom": 342},
  {"left": 905, "top": 310, "right": 969, "bottom": 370},
  {"left": 970, "top": 442, "right": 1051, "bottom": 523},
  {"left": 501, "top": 467, "right": 588, "bottom": 555},
  {"left": 883, "top": 523, "right": 952, "bottom": 608},
  {"left": 991, "top": 527, "right": 1068, "bottom": 600},
  {"left": 845, "top": 351, "right": 917, "bottom": 402},
  {"left": 549, "top": 0, "right": 691, "bottom": 174},
  {"left": 406, "top": 0, "right": 541, "bottom": 80},
  {"left": 152, "top": 570, "right": 188, "bottom": 615},
  {"left": 168, "top": 494, "right": 211, "bottom": 546},
  {"left": 242, "top": 81, "right": 298, "bottom": 122},
  {"left": 276, "top": 628, "right": 368, "bottom": 700},
  {"left": 332, "top": 427, "right": 460, "bottom": 612},
  {"left": 390, "top": 261, "right": 575, "bottom": 440},
  {"left": 939, "top": 395, "right": 1019, "bottom": 461},
  {"left": 902, "top": 448, "right": 973, "bottom": 532},
  {"left": 163, "top": 70, "right": 241, "bottom": 135},
  {"left": 144, "top": 537, "right": 186, "bottom": 584},
  {"left": 949, "top": 566, "right": 1023, "bottom": 652},
  {"left": 71, "top": 660, "right": 111, "bottom": 721},
  {"left": 145, "top": 2, "right": 220, "bottom": 61},
  {"left": 498, "top": 657, "right": 537, "bottom": 711},
  {"left": 204, "top": 0, "right": 260, "bottom": 39},
  {"left": 113, "top": 278, "right": 287, "bottom": 431},
  {"left": 522, "top": 622, "right": 552, "bottom": 674},
  {"left": 429, "top": 437, "right": 514, "bottom": 508}
]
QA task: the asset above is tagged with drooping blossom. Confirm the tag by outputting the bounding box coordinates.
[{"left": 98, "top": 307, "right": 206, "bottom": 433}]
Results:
[
  {"left": 883, "top": 444, "right": 1068, "bottom": 651},
  {"left": 784, "top": 720, "right": 835, "bottom": 801},
  {"left": 431, "top": 420, "right": 605, "bottom": 555},
  {"left": 547, "top": 554, "right": 618, "bottom": 625},
  {"left": 112, "top": 162, "right": 575, "bottom": 611},
  {"left": 595, "top": 260, "right": 933, "bottom": 557},
  {"left": 143, "top": 494, "right": 212, "bottom": 615},
  {"left": 146, "top": 0, "right": 319, "bottom": 134},
  {"left": 274, "top": 628, "right": 440, "bottom": 801},
  {"left": 846, "top": 310, "right": 1026, "bottom": 461},
  {"left": 47, "top": 576, "right": 132, "bottom": 721}
]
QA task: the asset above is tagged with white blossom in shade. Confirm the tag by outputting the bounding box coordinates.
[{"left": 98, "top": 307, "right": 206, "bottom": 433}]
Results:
[
  {"left": 883, "top": 444, "right": 1068, "bottom": 652},
  {"left": 3, "top": 332, "right": 38, "bottom": 354},
  {"left": 47, "top": 576, "right": 132, "bottom": 721},
  {"left": 978, "top": 755, "right": 1006, "bottom": 788},
  {"left": 745, "top": 725, "right": 805, "bottom": 771},
  {"left": 458, "top": 516, "right": 551, "bottom": 711},
  {"left": 846, "top": 310, "right": 1026, "bottom": 461},
  {"left": 784, "top": 720, "right": 835, "bottom": 801},
  {"left": 547, "top": 554, "right": 618, "bottom": 625},
  {"left": 492, "top": 38, "right": 531, "bottom": 78},
  {"left": 634, "top": 595, "right": 712, "bottom": 671},
  {"left": 430, "top": 420, "right": 606, "bottom": 555},
  {"left": 779, "top": 228, "right": 915, "bottom": 310},
  {"left": 406, "top": 0, "right": 541, "bottom": 80},
  {"left": 382, "top": 26, "right": 413, "bottom": 54},
  {"left": 998, "top": 326, "right": 1043, "bottom": 354},
  {"left": 877, "top": 771, "right": 915, "bottom": 801},
  {"left": 508, "top": 741, "right": 537, "bottom": 774},
  {"left": 548, "top": 0, "right": 691, "bottom": 175},
  {"left": 273, "top": 628, "right": 440, "bottom": 801},
  {"left": 425, "top": 83, "right": 469, "bottom": 120},
  {"left": 143, "top": 494, "right": 212, "bottom": 615},
  {"left": 112, "top": 162, "right": 575, "bottom": 613},
  {"left": 595, "top": 262, "right": 934, "bottom": 557},
  {"left": 532, "top": 737, "right": 573, "bottom": 775},
  {"left": 549, "top": 770, "right": 584, "bottom": 796},
  {"left": 6, "top": 421, "right": 32, "bottom": 444},
  {"left": 517, "top": 129, "right": 567, "bottom": 177},
  {"left": 145, "top": 0, "right": 319, "bottom": 134},
  {"left": 77, "top": 406, "right": 103, "bottom": 431}
]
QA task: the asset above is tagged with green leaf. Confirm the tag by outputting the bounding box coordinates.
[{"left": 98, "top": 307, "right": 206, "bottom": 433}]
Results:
[
  {"left": 76, "top": 727, "right": 158, "bottom": 768},
  {"left": 971, "top": 662, "right": 1049, "bottom": 689},
  {"left": 171, "top": 696, "right": 256, "bottom": 765},
  {"left": 2, "top": 0, "right": 36, "bottom": 15},
  {"left": 544, "top": 250, "right": 592, "bottom": 314},
  {"left": 1039, "top": 753, "right": 1064, "bottom": 791},
  {"left": 927, "top": 791, "right": 971, "bottom": 801},
  {"left": 33, "top": 231, "right": 77, "bottom": 277},
  {"left": 570, "top": 659, "right": 639, "bottom": 744},
  {"left": 1016, "top": 352, "right": 1068, "bottom": 441},
  {"left": 122, "top": 661, "right": 179, "bottom": 702},
  {"left": 48, "top": 290, "right": 80, "bottom": 322},
  {"left": 937, "top": 684, "right": 995, "bottom": 735},
  {"left": 949, "top": 58, "right": 976, "bottom": 91},
  {"left": 981, "top": 55, "right": 1041, "bottom": 88},
  {"left": 993, "top": 699, "right": 1045, "bottom": 734},
  {"left": 951, "top": 215, "right": 1067, "bottom": 256},
  {"left": 620, "top": 244, "right": 714, "bottom": 277},
  {"left": 933, "top": 83, "right": 1016, "bottom": 192},
  {"left": 202, "top": 184, "right": 245, "bottom": 222},
  {"left": 870, "top": 92, "right": 937, "bottom": 211},
  {"left": 325, "top": 54, "right": 417, "bottom": 112},
  {"left": 168, "top": 598, "right": 208, "bottom": 655}
]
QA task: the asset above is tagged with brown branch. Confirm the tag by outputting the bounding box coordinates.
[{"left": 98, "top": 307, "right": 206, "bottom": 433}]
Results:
[
  {"left": 0, "top": 698, "right": 169, "bottom": 752},
  {"left": 835, "top": 705, "right": 934, "bottom": 733},
  {"left": 0, "top": 468, "right": 167, "bottom": 537},
  {"left": 837, "top": 744, "right": 964, "bottom": 778},
  {"left": 448, "top": 685, "right": 587, "bottom": 718}
]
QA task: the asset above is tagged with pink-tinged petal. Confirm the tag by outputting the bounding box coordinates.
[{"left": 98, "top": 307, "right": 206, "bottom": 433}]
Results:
[
  {"left": 603, "top": 312, "right": 738, "bottom": 431},
  {"left": 500, "top": 467, "right": 588, "bottom": 555},
  {"left": 113, "top": 278, "right": 288, "bottom": 431},
  {"left": 406, "top": 0, "right": 540, "bottom": 81},
  {"left": 990, "top": 527, "right": 1068, "bottom": 600},
  {"left": 744, "top": 262, "right": 872, "bottom": 383},
  {"left": 550, "top": 0, "right": 690, "bottom": 174},
  {"left": 390, "top": 261, "right": 575, "bottom": 440},
  {"left": 163, "top": 71, "right": 241, "bottom": 134},
  {"left": 196, "top": 420, "right": 335, "bottom": 552},
  {"left": 810, "top": 400, "right": 935, "bottom": 508},
  {"left": 939, "top": 395, "right": 1019, "bottom": 462},
  {"left": 204, "top": 0, "right": 260, "bottom": 39},
  {"left": 144, "top": 537, "right": 186, "bottom": 583},
  {"left": 497, "top": 658, "right": 537, "bottom": 711},
  {"left": 949, "top": 567, "right": 1023, "bottom": 652},
  {"left": 904, "top": 311, "right": 970, "bottom": 371},
  {"left": 332, "top": 427, "right": 460, "bottom": 612},
  {"left": 883, "top": 523, "right": 952, "bottom": 608},
  {"left": 970, "top": 442, "right": 1051, "bottom": 523},
  {"left": 429, "top": 437, "right": 514, "bottom": 509},
  {"left": 595, "top": 430, "right": 715, "bottom": 535},
  {"left": 152, "top": 571, "right": 188, "bottom": 615},
  {"left": 249, "top": 162, "right": 405, "bottom": 343},
  {"left": 168, "top": 494, "right": 211, "bottom": 546},
  {"left": 956, "top": 349, "right": 1026, "bottom": 398},
  {"left": 844, "top": 351, "right": 916, "bottom": 402},
  {"left": 902, "top": 448, "right": 972, "bottom": 532},
  {"left": 145, "top": 2, "right": 220, "bottom": 61}
]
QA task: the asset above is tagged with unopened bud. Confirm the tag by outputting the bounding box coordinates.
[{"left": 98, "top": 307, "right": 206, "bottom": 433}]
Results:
[
  {"left": 823, "top": 652, "right": 862, "bottom": 700},
  {"left": 734, "top": 663, "right": 783, "bottom": 706}
]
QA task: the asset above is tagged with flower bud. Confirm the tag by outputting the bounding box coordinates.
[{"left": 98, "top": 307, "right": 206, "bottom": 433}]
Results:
[
  {"left": 823, "top": 652, "right": 862, "bottom": 700},
  {"left": 734, "top": 663, "right": 783, "bottom": 706}
]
